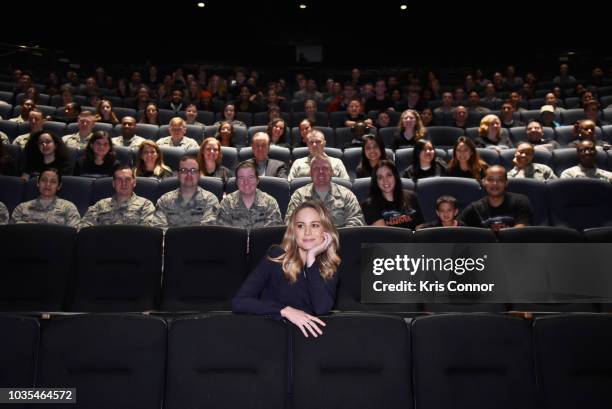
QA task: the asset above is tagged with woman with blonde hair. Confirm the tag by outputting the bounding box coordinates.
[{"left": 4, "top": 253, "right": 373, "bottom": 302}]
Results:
[
  {"left": 197, "top": 137, "right": 233, "bottom": 183},
  {"left": 233, "top": 200, "right": 340, "bottom": 337},
  {"left": 392, "top": 109, "right": 427, "bottom": 150},
  {"left": 475, "top": 114, "right": 513, "bottom": 149},
  {"left": 134, "top": 140, "right": 173, "bottom": 179}
]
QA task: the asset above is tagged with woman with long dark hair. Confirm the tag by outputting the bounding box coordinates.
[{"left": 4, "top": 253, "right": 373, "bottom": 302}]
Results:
[
  {"left": 447, "top": 136, "right": 488, "bottom": 180},
  {"left": 361, "top": 160, "right": 424, "bottom": 229},
  {"left": 22, "top": 130, "right": 73, "bottom": 180},
  {"left": 402, "top": 139, "right": 447, "bottom": 180},
  {"left": 355, "top": 134, "right": 388, "bottom": 178},
  {"left": 73, "top": 131, "right": 120, "bottom": 177}
]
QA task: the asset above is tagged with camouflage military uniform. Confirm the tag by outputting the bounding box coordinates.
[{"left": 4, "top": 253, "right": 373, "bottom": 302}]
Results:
[
  {"left": 62, "top": 132, "right": 93, "bottom": 149},
  {"left": 508, "top": 163, "right": 557, "bottom": 181},
  {"left": 10, "top": 197, "right": 80, "bottom": 227},
  {"left": 151, "top": 187, "right": 219, "bottom": 228},
  {"left": 9, "top": 116, "right": 25, "bottom": 124},
  {"left": 0, "top": 201, "right": 8, "bottom": 225},
  {"left": 156, "top": 136, "right": 200, "bottom": 150},
  {"left": 79, "top": 193, "right": 155, "bottom": 228},
  {"left": 12, "top": 132, "right": 31, "bottom": 148},
  {"left": 217, "top": 189, "right": 283, "bottom": 229},
  {"left": 286, "top": 182, "right": 365, "bottom": 227},
  {"left": 112, "top": 135, "right": 147, "bottom": 148},
  {"left": 287, "top": 155, "right": 350, "bottom": 181}
]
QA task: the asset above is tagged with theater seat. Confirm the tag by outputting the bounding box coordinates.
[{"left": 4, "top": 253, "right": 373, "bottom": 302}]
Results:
[
  {"left": 0, "top": 224, "right": 75, "bottom": 311},
  {"left": 412, "top": 314, "right": 536, "bottom": 409},
  {"left": 225, "top": 176, "right": 289, "bottom": 217},
  {"left": 497, "top": 226, "right": 581, "bottom": 242},
  {"left": 507, "top": 178, "right": 549, "bottom": 225},
  {"left": 336, "top": 226, "right": 418, "bottom": 312},
  {"left": 534, "top": 314, "right": 612, "bottom": 409},
  {"left": 248, "top": 225, "right": 287, "bottom": 273},
  {"left": 25, "top": 175, "right": 93, "bottom": 216},
  {"left": 0, "top": 175, "right": 25, "bottom": 213},
  {"left": 547, "top": 178, "right": 612, "bottom": 231},
  {"left": 37, "top": 314, "right": 166, "bottom": 409},
  {"left": 166, "top": 314, "right": 286, "bottom": 409},
  {"left": 427, "top": 126, "right": 464, "bottom": 147},
  {"left": 70, "top": 225, "right": 163, "bottom": 312},
  {"left": 0, "top": 315, "right": 39, "bottom": 390},
  {"left": 415, "top": 177, "right": 482, "bottom": 223},
  {"left": 293, "top": 313, "right": 413, "bottom": 409},
  {"left": 414, "top": 227, "right": 504, "bottom": 312},
  {"left": 161, "top": 226, "right": 247, "bottom": 311},
  {"left": 552, "top": 147, "right": 607, "bottom": 175}
]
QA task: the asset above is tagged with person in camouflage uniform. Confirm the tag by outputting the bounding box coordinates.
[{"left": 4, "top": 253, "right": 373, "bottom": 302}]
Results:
[
  {"left": 0, "top": 201, "right": 8, "bottom": 225},
  {"left": 62, "top": 111, "right": 96, "bottom": 149},
  {"left": 217, "top": 161, "right": 282, "bottom": 229},
  {"left": 10, "top": 168, "right": 80, "bottom": 227},
  {"left": 156, "top": 117, "right": 199, "bottom": 149},
  {"left": 287, "top": 129, "right": 350, "bottom": 182},
  {"left": 79, "top": 164, "right": 155, "bottom": 228},
  {"left": 151, "top": 156, "right": 219, "bottom": 228},
  {"left": 12, "top": 109, "right": 45, "bottom": 148},
  {"left": 286, "top": 154, "right": 364, "bottom": 227},
  {"left": 111, "top": 116, "right": 146, "bottom": 148}
]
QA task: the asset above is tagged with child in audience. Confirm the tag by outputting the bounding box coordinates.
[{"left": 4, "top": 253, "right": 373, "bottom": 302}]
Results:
[{"left": 419, "top": 195, "right": 464, "bottom": 228}]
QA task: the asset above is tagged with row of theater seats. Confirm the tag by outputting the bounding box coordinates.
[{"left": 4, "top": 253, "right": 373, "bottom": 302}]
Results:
[
  {"left": 3, "top": 312, "right": 612, "bottom": 409},
  {"left": 2, "top": 174, "right": 612, "bottom": 229},
  {"left": 3, "top": 82, "right": 612, "bottom": 110},
  {"left": 5, "top": 133, "right": 612, "bottom": 178},
  {"left": 1, "top": 224, "right": 611, "bottom": 313},
  {"left": 3, "top": 115, "right": 612, "bottom": 151},
  {"left": 2, "top": 97, "right": 612, "bottom": 129}
]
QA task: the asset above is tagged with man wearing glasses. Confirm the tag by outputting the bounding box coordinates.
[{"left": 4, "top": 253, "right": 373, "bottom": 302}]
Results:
[
  {"left": 560, "top": 140, "right": 612, "bottom": 182},
  {"left": 151, "top": 155, "right": 219, "bottom": 229},
  {"left": 460, "top": 165, "right": 533, "bottom": 231}
]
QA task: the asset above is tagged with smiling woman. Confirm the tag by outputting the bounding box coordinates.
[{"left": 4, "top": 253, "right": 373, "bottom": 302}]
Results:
[{"left": 232, "top": 200, "right": 340, "bottom": 337}]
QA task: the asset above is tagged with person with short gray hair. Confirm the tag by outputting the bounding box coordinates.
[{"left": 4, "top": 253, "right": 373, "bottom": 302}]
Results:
[
  {"left": 286, "top": 154, "right": 364, "bottom": 227},
  {"left": 248, "top": 132, "right": 287, "bottom": 178},
  {"left": 287, "top": 130, "right": 349, "bottom": 181}
]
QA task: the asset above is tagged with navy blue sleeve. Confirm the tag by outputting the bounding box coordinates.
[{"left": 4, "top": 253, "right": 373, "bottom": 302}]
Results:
[
  {"left": 304, "top": 263, "right": 338, "bottom": 315},
  {"left": 232, "top": 256, "right": 285, "bottom": 316}
]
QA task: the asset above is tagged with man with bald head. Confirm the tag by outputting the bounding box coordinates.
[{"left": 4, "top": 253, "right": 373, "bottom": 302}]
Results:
[
  {"left": 156, "top": 117, "right": 199, "bottom": 149},
  {"left": 287, "top": 129, "right": 349, "bottom": 181},
  {"left": 247, "top": 132, "right": 287, "bottom": 178}
]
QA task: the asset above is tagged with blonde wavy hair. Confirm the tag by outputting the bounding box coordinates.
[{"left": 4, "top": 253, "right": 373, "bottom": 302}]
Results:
[
  {"left": 397, "top": 109, "right": 427, "bottom": 139},
  {"left": 479, "top": 114, "right": 502, "bottom": 137},
  {"left": 271, "top": 200, "right": 341, "bottom": 283}
]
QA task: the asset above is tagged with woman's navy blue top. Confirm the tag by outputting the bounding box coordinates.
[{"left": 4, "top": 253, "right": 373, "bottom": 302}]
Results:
[{"left": 232, "top": 246, "right": 338, "bottom": 317}]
